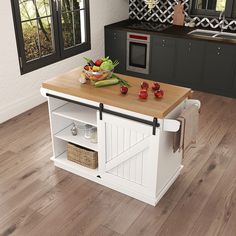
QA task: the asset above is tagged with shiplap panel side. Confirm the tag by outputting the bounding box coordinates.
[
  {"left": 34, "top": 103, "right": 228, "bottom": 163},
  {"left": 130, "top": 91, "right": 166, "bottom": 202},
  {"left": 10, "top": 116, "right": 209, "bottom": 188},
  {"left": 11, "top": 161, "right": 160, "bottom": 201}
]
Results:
[{"left": 117, "top": 127, "right": 125, "bottom": 177}]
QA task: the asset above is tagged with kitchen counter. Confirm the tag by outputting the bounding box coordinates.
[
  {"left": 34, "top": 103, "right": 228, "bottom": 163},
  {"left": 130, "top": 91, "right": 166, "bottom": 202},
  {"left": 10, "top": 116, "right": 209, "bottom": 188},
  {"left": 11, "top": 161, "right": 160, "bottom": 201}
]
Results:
[
  {"left": 105, "top": 19, "right": 236, "bottom": 45},
  {"left": 41, "top": 68, "right": 199, "bottom": 206},
  {"left": 105, "top": 19, "right": 236, "bottom": 98},
  {"left": 42, "top": 67, "right": 191, "bottom": 118}
]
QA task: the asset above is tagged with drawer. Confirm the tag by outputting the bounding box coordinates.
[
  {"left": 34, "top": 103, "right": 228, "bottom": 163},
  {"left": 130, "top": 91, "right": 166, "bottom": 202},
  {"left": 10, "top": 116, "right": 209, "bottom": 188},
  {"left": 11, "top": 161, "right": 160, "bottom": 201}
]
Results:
[
  {"left": 206, "top": 43, "right": 236, "bottom": 56},
  {"left": 152, "top": 36, "right": 175, "bottom": 48}
]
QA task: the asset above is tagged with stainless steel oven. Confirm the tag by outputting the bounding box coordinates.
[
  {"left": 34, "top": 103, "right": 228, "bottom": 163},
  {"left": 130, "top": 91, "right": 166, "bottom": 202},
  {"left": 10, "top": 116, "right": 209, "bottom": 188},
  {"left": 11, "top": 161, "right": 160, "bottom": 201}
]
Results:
[{"left": 127, "top": 32, "right": 150, "bottom": 75}]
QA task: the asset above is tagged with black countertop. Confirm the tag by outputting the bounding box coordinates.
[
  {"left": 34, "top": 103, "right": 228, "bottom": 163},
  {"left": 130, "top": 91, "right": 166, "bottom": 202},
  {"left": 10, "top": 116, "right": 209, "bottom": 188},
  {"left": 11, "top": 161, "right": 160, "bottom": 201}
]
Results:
[{"left": 105, "top": 19, "right": 236, "bottom": 45}]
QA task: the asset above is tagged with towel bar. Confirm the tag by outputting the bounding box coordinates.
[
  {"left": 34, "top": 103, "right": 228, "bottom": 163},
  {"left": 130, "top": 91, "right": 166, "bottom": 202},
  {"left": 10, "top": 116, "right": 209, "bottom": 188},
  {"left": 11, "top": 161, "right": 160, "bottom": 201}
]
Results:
[
  {"left": 185, "top": 99, "right": 201, "bottom": 110},
  {"left": 163, "top": 99, "right": 201, "bottom": 133},
  {"left": 163, "top": 119, "right": 181, "bottom": 132}
]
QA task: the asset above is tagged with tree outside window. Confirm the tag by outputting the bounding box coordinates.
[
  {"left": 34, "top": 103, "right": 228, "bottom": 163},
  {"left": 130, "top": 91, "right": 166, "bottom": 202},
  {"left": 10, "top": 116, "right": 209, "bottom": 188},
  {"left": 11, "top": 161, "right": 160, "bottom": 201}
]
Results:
[{"left": 11, "top": 0, "right": 90, "bottom": 74}]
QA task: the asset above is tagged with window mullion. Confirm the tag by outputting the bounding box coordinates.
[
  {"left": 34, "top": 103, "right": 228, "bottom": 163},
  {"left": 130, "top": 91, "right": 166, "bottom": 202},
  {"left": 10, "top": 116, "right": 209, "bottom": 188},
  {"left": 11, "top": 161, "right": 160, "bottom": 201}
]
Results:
[
  {"left": 55, "top": 0, "right": 64, "bottom": 57},
  {"left": 21, "top": 15, "right": 53, "bottom": 23},
  {"left": 36, "top": 19, "right": 42, "bottom": 57},
  {"left": 72, "top": 11, "right": 76, "bottom": 46}
]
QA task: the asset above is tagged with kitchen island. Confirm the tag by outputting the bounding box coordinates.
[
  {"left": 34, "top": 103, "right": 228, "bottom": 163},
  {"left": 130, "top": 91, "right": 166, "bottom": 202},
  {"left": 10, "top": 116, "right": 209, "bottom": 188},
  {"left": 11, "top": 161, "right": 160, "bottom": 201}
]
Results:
[{"left": 41, "top": 67, "right": 198, "bottom": 206}]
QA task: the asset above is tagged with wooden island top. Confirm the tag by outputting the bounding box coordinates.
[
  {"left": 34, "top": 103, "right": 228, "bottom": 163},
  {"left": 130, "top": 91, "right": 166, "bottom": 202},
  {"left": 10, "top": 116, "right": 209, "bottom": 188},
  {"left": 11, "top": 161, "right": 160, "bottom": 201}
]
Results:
[{"left": 42, "top": 67, "right": 192, "bottom": 118}]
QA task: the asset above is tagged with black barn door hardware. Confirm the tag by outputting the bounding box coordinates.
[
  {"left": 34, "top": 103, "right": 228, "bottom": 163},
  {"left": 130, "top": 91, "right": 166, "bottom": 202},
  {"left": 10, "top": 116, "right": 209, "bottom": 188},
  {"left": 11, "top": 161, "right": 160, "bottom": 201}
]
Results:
[
  {"left": 99, "top": 103, "right": 104, "bottom": 120},
  {"left": 99, "top": 103, "right": 160, "bottom": 135},
  {"left": 46, "top": 93, "right": 98, "bottom": 110},
  {"left": 46, "top": 94, "right": 160, "bottom": 135}
]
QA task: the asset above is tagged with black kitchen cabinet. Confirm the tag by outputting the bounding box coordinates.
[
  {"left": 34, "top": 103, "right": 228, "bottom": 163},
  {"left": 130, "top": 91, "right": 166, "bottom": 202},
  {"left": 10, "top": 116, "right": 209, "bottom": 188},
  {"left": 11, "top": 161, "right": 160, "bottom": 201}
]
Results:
[
  {"left": 105, "top": 29, "right": 126, "bottom": 74},
  {"left": 203, "top": 43, "right": 236, "bottom": 96},
  {"left": 233, "top": 66, "right": 236, "bottom": 98},
  {"left": 150, "top": 36, "right": 176, "bottom": 83},
  {"left": 174, "top": 39, "right": 205, "bottom": 88}
]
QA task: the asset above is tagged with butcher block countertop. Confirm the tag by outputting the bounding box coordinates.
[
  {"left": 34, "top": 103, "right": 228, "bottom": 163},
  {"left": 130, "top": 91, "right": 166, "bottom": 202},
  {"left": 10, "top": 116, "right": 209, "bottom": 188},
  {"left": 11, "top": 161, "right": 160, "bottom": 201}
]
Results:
[{"left": 42, "top": 67, "right": 192, "bottom": 118}]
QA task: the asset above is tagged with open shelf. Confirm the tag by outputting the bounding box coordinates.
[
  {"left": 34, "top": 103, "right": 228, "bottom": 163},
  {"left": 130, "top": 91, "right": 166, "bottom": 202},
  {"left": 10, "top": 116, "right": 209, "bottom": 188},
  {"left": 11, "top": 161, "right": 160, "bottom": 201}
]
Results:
[
  {"left": 52, "top": 103, "right": 97, "bottom": 126},
  {"left": 54, "top": 125, "right": 98, "bottom": 151},
  {"left": 53, "top": 152, "right": 98, "bottom": 176}
]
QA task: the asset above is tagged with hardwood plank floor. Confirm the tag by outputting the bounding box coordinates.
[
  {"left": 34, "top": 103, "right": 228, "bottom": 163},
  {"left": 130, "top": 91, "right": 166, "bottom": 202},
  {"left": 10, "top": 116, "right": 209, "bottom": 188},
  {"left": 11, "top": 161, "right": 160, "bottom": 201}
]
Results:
[{"left": 0, "top": 91, "right": 236, "bottom": 236}]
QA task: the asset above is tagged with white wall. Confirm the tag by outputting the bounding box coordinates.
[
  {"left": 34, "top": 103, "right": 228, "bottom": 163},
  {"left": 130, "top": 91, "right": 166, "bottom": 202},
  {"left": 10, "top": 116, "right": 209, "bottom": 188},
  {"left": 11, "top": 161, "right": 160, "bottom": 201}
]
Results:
[{"left": 0, "top": 0, "right": 129, "bottom": 123}]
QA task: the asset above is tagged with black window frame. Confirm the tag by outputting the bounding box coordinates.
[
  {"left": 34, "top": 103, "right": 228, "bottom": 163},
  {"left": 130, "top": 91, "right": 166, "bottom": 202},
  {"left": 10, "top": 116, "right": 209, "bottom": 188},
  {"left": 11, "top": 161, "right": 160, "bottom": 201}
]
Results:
[
  {"left": 190, "top": 0, "right": 234, "bottom": 17},
  {"left": 11, "top": 0, "right": 91, "bottom": 75}
]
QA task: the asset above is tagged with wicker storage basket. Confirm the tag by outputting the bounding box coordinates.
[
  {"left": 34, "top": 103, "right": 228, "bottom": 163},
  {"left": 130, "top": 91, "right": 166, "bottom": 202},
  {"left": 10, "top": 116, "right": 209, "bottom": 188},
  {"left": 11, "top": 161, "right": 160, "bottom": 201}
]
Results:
[{"left": 67, "top": 143, "right": 98, "bottom": 169}]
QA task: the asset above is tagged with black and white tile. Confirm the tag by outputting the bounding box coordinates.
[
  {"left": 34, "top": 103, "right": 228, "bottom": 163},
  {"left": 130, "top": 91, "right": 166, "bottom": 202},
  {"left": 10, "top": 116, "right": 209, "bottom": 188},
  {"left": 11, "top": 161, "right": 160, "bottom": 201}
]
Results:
[{"left": 129, "top": 0, "right": 236, "bottom": 30}]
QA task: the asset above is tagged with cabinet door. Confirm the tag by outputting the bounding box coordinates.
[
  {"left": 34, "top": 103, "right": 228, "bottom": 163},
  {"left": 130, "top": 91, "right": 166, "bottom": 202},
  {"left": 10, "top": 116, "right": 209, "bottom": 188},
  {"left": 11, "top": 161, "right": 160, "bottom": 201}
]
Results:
[
  {"left": 203, "top": 43, "right": 236, "bottom": 95},
  {"left": 98, "top": 113, "right": 159, "bottom": 195},
  {"left": 234, "top": 72, "right": 236, "bottom": 98},
  {"left": 175, "top": 39, "right": 205, "bottom": 88},
  {"left": 105, "top": 29, "right": 126, "bottom": 74},
  {"left": 151, "top": 36, "right": 176, "bottom": 83}
]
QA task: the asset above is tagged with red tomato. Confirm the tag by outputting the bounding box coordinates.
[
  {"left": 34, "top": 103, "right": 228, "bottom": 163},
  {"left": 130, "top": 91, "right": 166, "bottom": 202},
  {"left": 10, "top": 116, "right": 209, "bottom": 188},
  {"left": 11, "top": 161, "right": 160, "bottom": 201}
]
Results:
[
  {"left": 152, "top": 82, "right": 160, "bottom": 91},
  {"left": 120, "top": 85, "right": 128, "bottom": 95},
  {"left": 154, "top": 89, "right": 164, "bottom": 98},
  {"left": 141, "top": 81, "right": 149, "bottom": 90},
  {"left": 139, "top": 89, "right": 148, "bottom": 99}
]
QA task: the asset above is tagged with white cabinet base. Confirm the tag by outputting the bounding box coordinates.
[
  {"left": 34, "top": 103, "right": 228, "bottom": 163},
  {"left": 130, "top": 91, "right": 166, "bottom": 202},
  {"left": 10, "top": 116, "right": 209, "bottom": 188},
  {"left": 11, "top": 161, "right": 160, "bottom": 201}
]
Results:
[
  {"left": 42, "top": 88, "right": 191, "bottom": 206},
  {"left": 51, "top": 152, "right": 183, "bottom": 206}
]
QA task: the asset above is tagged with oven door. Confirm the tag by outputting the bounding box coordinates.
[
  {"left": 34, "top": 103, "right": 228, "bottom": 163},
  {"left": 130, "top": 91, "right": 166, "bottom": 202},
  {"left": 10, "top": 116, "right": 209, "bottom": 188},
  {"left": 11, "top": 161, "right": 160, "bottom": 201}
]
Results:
[{"left": 127, "top": 35, "right": 150, "bottom": 75}]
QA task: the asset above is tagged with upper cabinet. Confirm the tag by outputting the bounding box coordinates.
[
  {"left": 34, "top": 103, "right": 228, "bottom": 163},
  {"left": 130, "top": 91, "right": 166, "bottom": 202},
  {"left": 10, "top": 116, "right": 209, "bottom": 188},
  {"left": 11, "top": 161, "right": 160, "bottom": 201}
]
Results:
[{"left": 232, "top": 0, "right": 236, "bottom": 17}]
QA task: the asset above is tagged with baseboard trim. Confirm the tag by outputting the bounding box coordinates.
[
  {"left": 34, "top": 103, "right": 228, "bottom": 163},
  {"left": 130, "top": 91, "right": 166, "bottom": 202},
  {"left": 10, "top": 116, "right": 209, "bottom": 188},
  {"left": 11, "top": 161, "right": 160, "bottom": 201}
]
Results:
[{"left": 0, "top": 91, "right": 46, "bottom": 124}]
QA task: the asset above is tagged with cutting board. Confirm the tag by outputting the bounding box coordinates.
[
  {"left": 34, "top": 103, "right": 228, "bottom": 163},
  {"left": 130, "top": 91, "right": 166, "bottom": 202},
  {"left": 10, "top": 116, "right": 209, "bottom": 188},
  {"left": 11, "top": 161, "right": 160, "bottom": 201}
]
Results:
[{"left": 173, "top": 1, "right": 185, "bottom": 26}]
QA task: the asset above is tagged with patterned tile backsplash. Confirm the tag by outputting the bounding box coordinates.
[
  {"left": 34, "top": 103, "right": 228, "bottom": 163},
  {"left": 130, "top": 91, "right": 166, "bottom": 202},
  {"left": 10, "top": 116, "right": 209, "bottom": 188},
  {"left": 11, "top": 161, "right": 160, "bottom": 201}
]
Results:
[{"left": 129, "top": 0, "right": 236, "bottom": 30}]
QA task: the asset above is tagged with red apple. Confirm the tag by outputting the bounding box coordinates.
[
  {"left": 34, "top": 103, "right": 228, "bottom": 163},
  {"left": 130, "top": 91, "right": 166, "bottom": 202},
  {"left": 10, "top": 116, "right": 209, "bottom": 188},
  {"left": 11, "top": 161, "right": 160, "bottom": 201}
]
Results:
[
  {"left": 120, "top": 85, "right": 128, "bottom": 95},
  {"left": 139, "top": 89, "right": 148, "bottom": 99},
  {"left": 154, "top": 89, "right": 164, "bottom": 98},
  {"left": 152, "top": 82, "right": 160, "bottom": 91},
  {"left": 141, "top": 81, "right": 149, "bottom": 90},
  {"left": 95, "top": 59, "right": 103, "bottom": 67}
]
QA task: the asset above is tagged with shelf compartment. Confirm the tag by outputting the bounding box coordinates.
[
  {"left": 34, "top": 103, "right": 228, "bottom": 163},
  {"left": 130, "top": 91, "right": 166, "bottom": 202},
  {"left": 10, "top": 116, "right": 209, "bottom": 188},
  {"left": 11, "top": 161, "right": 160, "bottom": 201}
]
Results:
[
  {"left": 53, "top": 152, "right": 98, "bottom": 176},
  {"left": 54, "top": 125, "right": 98, "bottom": 151},
  {"left": 52, "top": 103, "right": 97, "bottom": 126}
]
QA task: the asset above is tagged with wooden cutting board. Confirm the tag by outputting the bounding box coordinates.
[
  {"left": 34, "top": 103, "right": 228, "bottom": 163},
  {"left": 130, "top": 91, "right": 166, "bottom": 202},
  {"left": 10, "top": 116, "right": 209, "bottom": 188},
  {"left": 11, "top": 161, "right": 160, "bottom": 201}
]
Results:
[{"left": 173, "top": 1, "right": 185, "bottom": 26}]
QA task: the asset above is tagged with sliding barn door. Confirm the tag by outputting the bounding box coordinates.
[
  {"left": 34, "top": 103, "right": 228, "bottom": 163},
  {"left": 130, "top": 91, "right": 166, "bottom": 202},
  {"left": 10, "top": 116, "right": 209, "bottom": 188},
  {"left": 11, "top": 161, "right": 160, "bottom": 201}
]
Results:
[{"left": 98, "top": 113, "right": 159, "bottom": 196}]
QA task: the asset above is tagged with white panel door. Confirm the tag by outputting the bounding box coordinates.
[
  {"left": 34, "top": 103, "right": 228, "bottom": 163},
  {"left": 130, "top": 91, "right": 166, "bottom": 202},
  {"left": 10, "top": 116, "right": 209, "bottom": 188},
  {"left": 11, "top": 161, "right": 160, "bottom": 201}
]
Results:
[{"left": 98, "top": 113, "right": 160, "bottom": 196}]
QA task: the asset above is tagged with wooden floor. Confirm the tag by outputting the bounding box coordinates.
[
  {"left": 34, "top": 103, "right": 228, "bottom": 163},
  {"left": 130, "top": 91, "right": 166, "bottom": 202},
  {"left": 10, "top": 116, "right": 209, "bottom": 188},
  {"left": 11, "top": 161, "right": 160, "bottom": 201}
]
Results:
[{"left": 1, "top": 91, "right": 236, "bottom": 236}]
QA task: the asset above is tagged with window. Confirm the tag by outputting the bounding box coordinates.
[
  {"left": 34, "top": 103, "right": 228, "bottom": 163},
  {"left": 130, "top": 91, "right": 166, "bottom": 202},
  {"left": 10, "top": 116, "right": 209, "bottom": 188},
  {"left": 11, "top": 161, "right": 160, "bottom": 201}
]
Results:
[
  {"left": 190, "top": 0, "right": 234, "bottom": 17},
  {"left": 11, "top": 0, "right": 91, "bottom": 74}
]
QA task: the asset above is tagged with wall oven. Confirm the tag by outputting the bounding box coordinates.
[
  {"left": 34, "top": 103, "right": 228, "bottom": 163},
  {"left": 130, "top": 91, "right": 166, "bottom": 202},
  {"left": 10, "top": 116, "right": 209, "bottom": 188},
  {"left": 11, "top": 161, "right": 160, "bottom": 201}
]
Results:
[{"left": 127, "top": 32, "right": 150, "bottom": 75}]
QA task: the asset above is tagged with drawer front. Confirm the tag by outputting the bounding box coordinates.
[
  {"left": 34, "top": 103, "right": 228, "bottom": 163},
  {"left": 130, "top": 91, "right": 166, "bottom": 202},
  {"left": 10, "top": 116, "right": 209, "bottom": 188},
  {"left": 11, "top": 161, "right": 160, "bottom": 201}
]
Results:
[
  {"left": 153, "top": 37, "right": 175, "bottom": 48},
  {"left": 105, "top": 29, "right": 126, "bottom": 41},
  {"left": 206, "top": 43, "right": 236, "bottom": 56}
]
